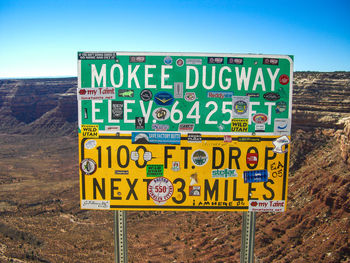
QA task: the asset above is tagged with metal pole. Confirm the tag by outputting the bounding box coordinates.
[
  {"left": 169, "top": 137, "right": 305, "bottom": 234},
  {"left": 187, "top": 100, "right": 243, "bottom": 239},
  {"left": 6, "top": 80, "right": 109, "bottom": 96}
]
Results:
[
  {"left": 240, "top": 211, "right": 256, "bottom": 263},
  {"left": 114, "top": 210, "right": 128, "bottom": 263}
]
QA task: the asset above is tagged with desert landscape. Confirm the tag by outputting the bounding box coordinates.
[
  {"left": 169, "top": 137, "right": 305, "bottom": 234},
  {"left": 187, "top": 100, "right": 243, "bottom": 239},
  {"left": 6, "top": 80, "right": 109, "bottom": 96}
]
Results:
[{"left": 0, "top": 72, "right": 349, "bottom": 262}]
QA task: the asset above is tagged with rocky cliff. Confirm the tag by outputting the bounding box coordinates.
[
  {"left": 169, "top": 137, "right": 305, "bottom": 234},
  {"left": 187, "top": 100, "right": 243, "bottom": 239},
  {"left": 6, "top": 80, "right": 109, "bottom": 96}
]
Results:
[
  {"left": 0, "top": 78, "right": 77, "bottom": 135},
  {"left": 293, "top": 72, "right": 350, "bottom": 130}
]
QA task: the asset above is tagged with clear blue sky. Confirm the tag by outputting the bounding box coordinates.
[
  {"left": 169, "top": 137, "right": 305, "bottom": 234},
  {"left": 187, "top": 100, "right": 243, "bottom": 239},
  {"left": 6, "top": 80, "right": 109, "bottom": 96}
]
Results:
[{"left": 0, "top": 0, "right": 349, "bottom": 78}]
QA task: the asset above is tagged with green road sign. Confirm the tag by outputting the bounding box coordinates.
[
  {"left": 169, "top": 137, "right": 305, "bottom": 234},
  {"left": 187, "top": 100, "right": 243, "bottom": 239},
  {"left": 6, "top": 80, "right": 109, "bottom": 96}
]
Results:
[{"left": 78, "top": 52, "right": 293, "bottom": 135}]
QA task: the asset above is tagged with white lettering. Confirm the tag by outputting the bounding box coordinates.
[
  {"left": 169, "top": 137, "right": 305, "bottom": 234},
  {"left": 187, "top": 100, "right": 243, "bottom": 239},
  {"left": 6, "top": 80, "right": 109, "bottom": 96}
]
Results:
[
  {"left": 91, "top": 64, "right": 106, "bottom": 87},
  {"left": 92, "top": 100, "right": 103, "bottom": 123},
  {"left": 252, "top": 68, "right": 265, "bottom": 91},
  {"left": 161, "top": 65, "right": 172, "bottom": 89},
  {"left": 219, "top": 66, "right": 232, "bottom": 90},
  {"left": 202, "top": 66, "right": 215, "bottom": 90},
  {"left": 264, "top": 102, "right": 275, "bottom": 125},
  {"left": 124, "top": 100, "right": 135, "bottom": 123},
  {"left": 108, "top": 100, "right": 119, "bottom": 123},
  {"left": 267, "top": 68, "right": 280, "bottom": 91},
  {"left": 128, "top": 65, "right": 140, "bottom": 89},
  {"left": 110, "top": 64, "right": 123, "bottom": 88},
  {"left": 140, "top": 100, "right": 153, "bottom": 123},
  {"left": 235, "top": 67, "right": 251, "bottom": 91},
  {"left": 186, "top": 66, "right": 199, "bottom": 89},
  {"left": 145, "top": 65, "right": 156, "bottom": 89}
]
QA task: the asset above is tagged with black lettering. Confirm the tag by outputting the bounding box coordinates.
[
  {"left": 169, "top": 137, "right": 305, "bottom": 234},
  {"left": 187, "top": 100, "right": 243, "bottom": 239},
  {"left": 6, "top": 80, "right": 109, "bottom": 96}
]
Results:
[
  {"left": 107, "top": 146, "right": 112, "bottom": 168},
  {"left": 212, "top": 147, "right": 225, "bottom": 169},
  {"left": 277, "top": 161, "right": 284, "bottom": 169},
  {"left": 265, "top": 147, "right": 276, "bottom": 169},
  {"left": 232, "top": 179, "right": 244, "bottom": 201},
  {"left": 135, "top": 145, "right": 147, "bottom": 168},
  {"left": 164, "top": 146, "right": 176, "bottom": 169},
  {"left": 180, "top": 147, "right": 191, "bottom": 169},
  {"left": 97, "top": 146, "right": 102, "bottom": 168},
  {"left": 117, "top": 145, "right": 129, "bottom": 168},
  {"left": 93, "top": 178, "right": 105, "bottom": 199},
  {"left": 263, "top": 179, "right": 275, "bottom": 200},
  {"left": 204, "top": 179, "right": 219, "bottom": 201},
  {"left": 111, "top": 178, "right": 121, "bottom": 200},
  {"left": 126, "top": 179, "right": 138, "bottom": 200},
  {"left": 224, "top": 179, "right": 228, "bottom": 201},
  {"left": 229, "top": 147, "right": 241, "bottom": 169},
  {"left": 248, "top": 183, "right": 258, "bottom": 200},
  {"left": 172, "top": 178, "right": 186, "bottom": 204},
  {"left": 143, "top": 179, "right": 152, "bottom": 200}
]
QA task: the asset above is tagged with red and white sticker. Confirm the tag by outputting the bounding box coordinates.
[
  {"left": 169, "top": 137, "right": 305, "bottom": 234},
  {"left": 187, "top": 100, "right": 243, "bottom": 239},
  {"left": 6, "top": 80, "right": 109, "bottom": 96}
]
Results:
[
  {"left": 77, "top": 87, "right": 116, "bottom": 100},
  {"left": 249, "top": 200, "right": 285, "bottom": 212},
  {"left": 246, "top": 153, "right": 258, "bottom": 165},
  {"left": 279, "top": 74, "right": 289, "bottom": 85},
  {"left": 148, "top": 177, "right": 174, "bottom": 205},
  {"left": 252, "top": 113, "right": 268, "bottom": 124}
]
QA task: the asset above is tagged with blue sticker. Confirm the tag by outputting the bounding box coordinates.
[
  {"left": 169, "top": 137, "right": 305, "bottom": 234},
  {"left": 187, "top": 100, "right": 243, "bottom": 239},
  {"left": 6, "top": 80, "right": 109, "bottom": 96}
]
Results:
[
  {"left": 164, "top": 56, "right": 173, "bottom": 65},
  {"left": 132, "top": 132, "right": 181, "bottom": 145},
  {"left": 207, "top": 91, "right": 233, "bottom": 99},
  {"left": 154, "top": 92, "right": 174, "bottom": 106},
  {"left": 243, "top": 170, "right": 268, "bottom": 183}
]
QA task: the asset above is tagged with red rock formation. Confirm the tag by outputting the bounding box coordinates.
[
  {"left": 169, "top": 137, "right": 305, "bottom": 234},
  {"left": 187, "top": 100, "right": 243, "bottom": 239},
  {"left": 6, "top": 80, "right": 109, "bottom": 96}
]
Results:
[{"left": 335, "top": 117, "right": 350, "bottom": 166}]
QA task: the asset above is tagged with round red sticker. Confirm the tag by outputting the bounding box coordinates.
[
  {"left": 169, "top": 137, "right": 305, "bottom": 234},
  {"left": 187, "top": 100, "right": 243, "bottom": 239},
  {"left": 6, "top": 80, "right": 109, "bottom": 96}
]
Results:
[
  {"left": 147, "top": 177, "right": 174, "bottom": 205},
  {"left": 279, "top": 74, "right": 289, "bottom": 85},
  {"left": 252, "top": 113, "right": 268, "bottom": 124}
]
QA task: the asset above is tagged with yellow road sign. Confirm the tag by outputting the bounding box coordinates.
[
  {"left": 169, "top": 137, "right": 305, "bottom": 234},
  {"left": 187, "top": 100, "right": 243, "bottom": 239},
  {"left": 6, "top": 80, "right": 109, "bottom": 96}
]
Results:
[{"left": 79, "top": 133, "right": 290, "bottom": 211}]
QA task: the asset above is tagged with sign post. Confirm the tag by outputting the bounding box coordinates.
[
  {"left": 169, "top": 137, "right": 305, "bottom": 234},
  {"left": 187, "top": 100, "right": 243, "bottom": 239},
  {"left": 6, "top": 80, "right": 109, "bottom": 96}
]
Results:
[
  {"left": 240, "top": 211, "right": 256, "bottom": 263},
  {"left": 77, "top": 52, "right": 293, "bottom": 261},
  {"left": 114, "top": 211, "right": 127, "bottom": 263}
]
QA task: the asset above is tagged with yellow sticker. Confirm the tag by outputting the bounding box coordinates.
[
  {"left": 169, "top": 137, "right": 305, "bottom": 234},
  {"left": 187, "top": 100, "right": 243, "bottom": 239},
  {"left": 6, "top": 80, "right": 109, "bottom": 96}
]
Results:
[
  {"left": 81, "top": 125, "right": 99, "bottom": 138},
  {"left": 231, "top": 119, "right": 248, "bottom": 132}
]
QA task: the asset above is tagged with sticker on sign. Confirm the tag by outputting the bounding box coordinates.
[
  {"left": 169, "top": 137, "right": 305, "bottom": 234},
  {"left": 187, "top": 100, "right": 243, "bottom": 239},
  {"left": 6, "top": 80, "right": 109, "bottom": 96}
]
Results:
[
  {"left": 81, "top": 200, "right": 110, "bottom": 209},
  {"left": 248, "top": 200, "right": 285, "bottom": 212}
]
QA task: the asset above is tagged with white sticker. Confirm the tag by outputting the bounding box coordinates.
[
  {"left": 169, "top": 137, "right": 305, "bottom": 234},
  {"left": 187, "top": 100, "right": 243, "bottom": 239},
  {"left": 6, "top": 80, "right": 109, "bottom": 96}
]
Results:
[
  {"left": 84, "top": 140, "right": 97, "bottom": 149},
  {"left": 105, "top": 126, "right": 121, "bottom": 132},
  {"left": 248, "top": 200, "right": 285, "bottom": 212},
  {"left": 152, "top": 107, "right": 170, "bottom": 121},
  {"left": 131, "top": 151, "right": 139, "bottom": 161},
  {"left": 144, "top": 151, "right": 152, "bottom": 162},
  {"left": 274, "top": 119, "right": 290, "bottom": 135},
  {"left": 272, "top": 135, "right": 290, "bottom": 153},
  {"left": 148, "top": 177, "right": 174, "bottom": 205},
  {"left": 232, "top": 96, "right": 250, "bottom": 118},
  {"left": 174, "top": 82, "right": 183, "bottom": 98},
  {"left": 81, "top": 200, "right": 110, "bottom": 209},
  {"left": 255, "top": 124, "right": 265, "bottom": 132},
  {"left": 186, "top": 58, "right": 202, "bottom": 65},
  {"left": 77, "top": 87, "right": 115, "bottom": 100}
]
